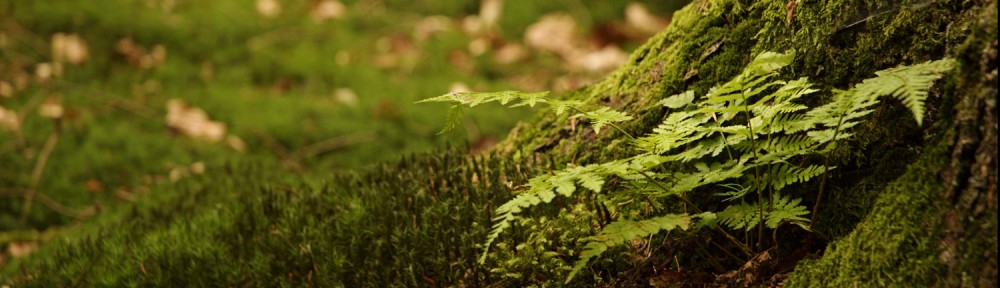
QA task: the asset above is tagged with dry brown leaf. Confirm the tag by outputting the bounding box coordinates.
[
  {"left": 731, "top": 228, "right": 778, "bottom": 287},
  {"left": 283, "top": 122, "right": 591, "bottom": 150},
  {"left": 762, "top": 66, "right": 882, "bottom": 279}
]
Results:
[
  {"left": 479, "top": 0, "right": 503, "bottom": 28},
  {"left": 333, "top": 88, "right": 359, "bottom": 107},
  {"left": 461, "top": 15, "right": 488, "bottom": 36},
  {"left": 35, "top": 62, "right": 55, "bottom": 81},
  {"left": 448, "top": 82, "right": 472, "bottom": 93},
  {"left": 51, "top": 33, "right": 89, "bottom": 65},
  {"left": 468, "top": 37, "right": 490, "bottom": 56},
  {"left": 567, "top": 45, "right": 629, "bottom": 73},
  {"left": 413, "top": 16, "right": 453, "bottom": 41},
  {"left": 0, "top": 106, "right": 19, "bottom": 131},
  {"left": 552, "top": 75, "right": 592, "bottom": 92},
  {"left": 312, "top": 0, "right": 346, "bottom": 22},
  {"left": 0, "top": 81, "right": 13, "bottom": 98},
  {"left": 256, "top": 0, "right": 281, "bottom": 18},
  {"left": 6, "top": 241, "right": 37, "bottom": 258},
  {"left": 84, "top": 179, "right": 104, "bottom": 193},
  {"left": 38, "top": 98, "right": 64, "bottom": 119},
  {"left": 508, "top": 72, "right": 549, "bottom": 92},
  {"left": 625, "top": 2, "right": 668, "bottom": 35},
  {"left": 524, "top": 13, "right": 578, "bottom": 55},
  {"left": 165, "top": 99, "right": 227, "bottom": 142},
  {"left": 115, "top": 38, "right": 167, "bottom": 69},
  {"left": 226, "top": 135, "right": 248, "bottom": 152},
  {"left": 447, "top": 50, "right": 474, "bottom": 73},
  {"left": 493, "top": 42, "right": 528, "bottom": 65}
]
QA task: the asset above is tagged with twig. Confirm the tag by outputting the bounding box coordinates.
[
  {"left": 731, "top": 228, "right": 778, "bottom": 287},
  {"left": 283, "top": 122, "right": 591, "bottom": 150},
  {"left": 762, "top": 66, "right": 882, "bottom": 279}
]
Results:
[
  {"left": 20, "top": 130, "right": 60, "bottom": 224},
  {"left": 291, "top": 132, "right": 378, "bottom": 160}
]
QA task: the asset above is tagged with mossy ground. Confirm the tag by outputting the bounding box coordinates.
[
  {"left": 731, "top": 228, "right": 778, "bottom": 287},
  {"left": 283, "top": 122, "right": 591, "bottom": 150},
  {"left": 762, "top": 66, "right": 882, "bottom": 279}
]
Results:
[
  {"left": 3, "top": 0, "right": 996, "bottom": 286},
  {"left": 1, "top": 0, "right": 684, "bottom": 285}
]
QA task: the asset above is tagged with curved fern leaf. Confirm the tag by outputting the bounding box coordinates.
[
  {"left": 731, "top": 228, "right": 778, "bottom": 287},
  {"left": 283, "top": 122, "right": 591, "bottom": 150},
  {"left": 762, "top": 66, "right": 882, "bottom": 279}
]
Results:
[
  {"left": 567, "top": 213, "right": 693, "bottom": 283},
  {"left": 765, "top": 194, "right": 810, "bottom": 230},
  {"left": 573, "top": 107, "right": 633, "bottom": 134}
]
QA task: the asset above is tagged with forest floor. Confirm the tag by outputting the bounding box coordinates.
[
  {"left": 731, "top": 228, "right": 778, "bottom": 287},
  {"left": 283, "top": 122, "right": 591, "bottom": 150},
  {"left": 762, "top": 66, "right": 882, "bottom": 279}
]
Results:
[{"left": 0, "top": 0, "right": 686, "bottom": 280}]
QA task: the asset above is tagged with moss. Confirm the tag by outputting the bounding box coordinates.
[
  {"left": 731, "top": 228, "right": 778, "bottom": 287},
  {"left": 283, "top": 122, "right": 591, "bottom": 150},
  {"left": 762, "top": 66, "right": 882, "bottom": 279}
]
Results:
[{"left": 784, "top": 130, "right": 952, "bottom": 286}]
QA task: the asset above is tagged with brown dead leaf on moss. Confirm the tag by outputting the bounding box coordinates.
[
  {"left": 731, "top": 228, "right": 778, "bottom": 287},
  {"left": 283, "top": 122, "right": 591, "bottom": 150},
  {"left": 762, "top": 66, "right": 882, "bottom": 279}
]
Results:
[
  {"left": 625, "top": 2, "right": 669, "bottom": 35},
  {"left": 493, "top": 42, "right": 528, "bottom": 65},
  {"left": 6, "top": 241, "right": 37, "bottom": 258},
  {"left": 51, "top": 33, "right": 89, "bottom": 65},
  {"left": 311, "top": 0, "right": 346, "bottom": 23},
  {"left": 256, "top": 0, "right": 281, "bottom": 18},
  {"left": 524, "top": 13, "right": 579, "bottom": 56},
  {"left": 0, "top": 105, "right": 19, "bottom": 131},
  {"left": 413, "top": 16, "right": 453, "bottom": 41},
  {"left": 165, "top": 99, "right": 226, "bottom": 142},
  {"left": 115, "top": 37, "right": 167, "bottom": 69}
]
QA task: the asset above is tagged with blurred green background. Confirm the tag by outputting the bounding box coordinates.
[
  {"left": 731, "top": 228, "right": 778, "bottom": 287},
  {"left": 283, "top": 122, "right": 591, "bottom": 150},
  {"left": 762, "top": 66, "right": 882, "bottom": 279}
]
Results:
[{"left": 0, "top": 0, "right": 686, "bottom": 264}]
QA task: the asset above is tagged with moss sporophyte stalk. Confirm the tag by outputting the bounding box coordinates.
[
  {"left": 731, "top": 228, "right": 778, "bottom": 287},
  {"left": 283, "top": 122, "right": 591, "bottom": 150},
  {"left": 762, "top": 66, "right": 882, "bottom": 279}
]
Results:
[{"left": 421, "top": 51, "right": 954, "bottom": 283}]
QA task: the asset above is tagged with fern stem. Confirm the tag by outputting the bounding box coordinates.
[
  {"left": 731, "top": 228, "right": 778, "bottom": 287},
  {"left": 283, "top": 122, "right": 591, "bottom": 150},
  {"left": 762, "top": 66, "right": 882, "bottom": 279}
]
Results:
[
  {"left": 739, "top": 91, "right": 766, "bottom": 252},
  {"left": 810, "top": 115, "right": 845, "bottom": 226},
  {"left": 636, "top": 170, "right": 752, "bottom": 257}
]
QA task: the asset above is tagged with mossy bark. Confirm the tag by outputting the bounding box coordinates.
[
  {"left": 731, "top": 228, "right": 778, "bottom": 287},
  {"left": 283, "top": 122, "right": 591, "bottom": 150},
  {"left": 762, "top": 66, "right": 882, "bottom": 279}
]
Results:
[{"left": 495, "top": 0, "right": 997, "bottom": 285}]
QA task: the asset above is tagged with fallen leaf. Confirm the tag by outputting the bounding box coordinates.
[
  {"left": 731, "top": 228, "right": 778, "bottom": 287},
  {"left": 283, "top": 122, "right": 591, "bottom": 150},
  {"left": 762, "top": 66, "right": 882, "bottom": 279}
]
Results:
[
  {"left": 312, "top": 0, "right": 346, "bottom": 22},
  {"left": 625, "top": 2, "right": 669, "bottom": 35},
  {"left": 256, "top": 0, "right": 281, "bottom": 18},
  {"left": 552, "top": 75, "right": 591, "bottom": 92},
  {"left": 567, "top": 45, "right": 629, "bottom": 73},
  {"left": 413, "top": 16, "right": 453, "bottom": 41},
  {"left": 0, "top": 106, "right": 18, "bottom": 132},
  {"left": 524, "top": 13, "right": 578, "bottom": 55},
  {"left": 6, "top": 241, "right": 37, "bottom": 258},
  {"left": 165, "top": 99, "right": 227, "bottom": 142},
  {"left": 479, "top": 0, "right": 503, "bottom": 28},
  {"left": 115, "top": 38, "right": 167, "bottom": 69},
  {"left": 190, "top": 162, "right": 205, "bottom": 174},
  {"left": 0, "top": 81, "right": 13, "bottom": 98},
  {"left": 35, "top": 62, "right": 54, "bottom": 81},
  {"left": 447, "top": 50, "right": 474, "bottom": 73},
  {"left": 449, "top": 82, "right": 472, "bottom": 93},
  {"left": 84, "top": 179, "right": 104, "bottom": 192},
  {"left": 51, "top": 33, "right": 89, "bottom": 65},
  {"left": 468, "top": 37, "right": 490, "bottom": 56},
  {"left": 38, "top": 98, "right": 64, "bottom": 119},
  {"left": 333, "top": 88, "right": 359, "bottom": 107},
  {"left": 461, "top": 15, "right": 487, "bottom": 36},
  {"left": 493, "top": 42, "right": 528, "bottom": 65},
  {"left": 226, "top": 135, "right": 248, "bottom": 152}
]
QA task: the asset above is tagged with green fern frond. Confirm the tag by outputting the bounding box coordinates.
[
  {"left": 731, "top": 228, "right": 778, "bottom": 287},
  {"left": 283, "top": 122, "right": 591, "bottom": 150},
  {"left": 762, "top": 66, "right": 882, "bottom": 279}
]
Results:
[
  {"left": 479, "top": 163, "right": 618, "bottom": 263},
  {"left": 549, "top": 99, "right": 585, "bottom": 115},
  {"left": 573, "top": 107, "right": 633, "bottom": 134},
  {"left": 436, "top": 104, "right": 467, "bottom": 134},
  {"left": 765, "top": 194, "right": 810, "bottom": 230},
  {"left": 853, "top": 59, "right": 955, "bottom": 125},
  {"left": 566, "top": 213, "right": 693, "bottom": 283},
  {"left": 718, "top": 202, "right": 760, "bottom": 231},
  {"left": 768, "top": 164, "right": 830, "bottom": 191},
  {"left": 657, "top": 90, "right": 696, "bottom": 108}
]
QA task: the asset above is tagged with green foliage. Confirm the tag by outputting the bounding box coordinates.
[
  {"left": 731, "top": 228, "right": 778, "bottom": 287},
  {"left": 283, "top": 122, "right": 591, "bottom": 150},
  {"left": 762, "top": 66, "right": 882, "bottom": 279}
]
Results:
[
  {"left": 567, "top": 213, "right": 693, "bottom": 282},
  {"left": 426, "top": 51, "right": 955, "bottom": 282}
]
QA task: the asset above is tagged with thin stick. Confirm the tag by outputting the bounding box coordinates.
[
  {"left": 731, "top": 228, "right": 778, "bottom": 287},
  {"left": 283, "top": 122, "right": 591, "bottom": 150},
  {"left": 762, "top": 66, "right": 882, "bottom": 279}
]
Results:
[{"left": 20, "top": 130, "right": 59, "bottom": 225}]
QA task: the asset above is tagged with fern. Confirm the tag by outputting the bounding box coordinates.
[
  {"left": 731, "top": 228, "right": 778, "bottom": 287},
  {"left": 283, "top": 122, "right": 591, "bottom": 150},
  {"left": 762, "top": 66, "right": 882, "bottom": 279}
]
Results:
[
  {"left": 717, "top": 194, "right": 809, "bottom": 231},
  {"left": 765, "top": 194, "right": 810, "bottom": 230},
  {"left": 573, "top": 107, "right": 633, "bottom": 134},
  {"left": 566, "top": 213, "right": 694, "bottom": 283},
  {"left": 422, "top": 51, "right": 955, "bottom": 283}
]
